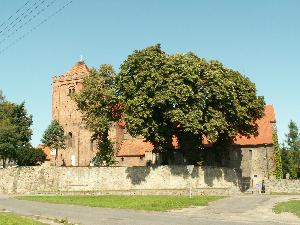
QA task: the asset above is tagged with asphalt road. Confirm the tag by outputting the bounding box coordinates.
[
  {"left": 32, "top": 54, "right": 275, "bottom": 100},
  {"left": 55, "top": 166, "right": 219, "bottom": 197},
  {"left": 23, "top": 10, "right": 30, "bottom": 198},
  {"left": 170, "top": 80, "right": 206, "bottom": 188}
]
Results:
[{"left": 0, "top": 195, "right": 299, "bottom": 225}]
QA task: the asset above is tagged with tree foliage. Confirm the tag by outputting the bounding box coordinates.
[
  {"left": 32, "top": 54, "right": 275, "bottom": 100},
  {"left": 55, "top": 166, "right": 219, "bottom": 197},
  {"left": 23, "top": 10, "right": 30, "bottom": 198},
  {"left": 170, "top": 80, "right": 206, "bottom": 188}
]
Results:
[
  {"left": 0, "top": 92, "right": 34, "bottom": 167},
  {"left": 117, "top": 45, "right": 172, "bottom": 156},
  {"left": 286, "top": 120, "right": 300, "bottom": 152},
  {"left": 117, "top": 44, "right": 265, "bottom": 163},
  {"left": 10, "top": 103, "right": 33, "bottom": 147},
  {"left": 281, "top": 120, "right": 300, "bottom": 178},
  {"left": 91, "top": 138, "right": 116, "bottom": 166},
  {"left": 0, "top": 90, "right": 5, "bottom": 103},
  {"left": 75, "top": 64, "right": 119, "bottom": 166},
  {"left": 272, "top": 125, "right": 283, "bottom": 179},
  {"left": 15, "top": 146, "right": 46, "bottom": 166},
  {"left": 41, "top": 120, "right": 65, "bottom": 162},
  {"left": 0, "top": 120, "right": 18, "bottom": 167}
]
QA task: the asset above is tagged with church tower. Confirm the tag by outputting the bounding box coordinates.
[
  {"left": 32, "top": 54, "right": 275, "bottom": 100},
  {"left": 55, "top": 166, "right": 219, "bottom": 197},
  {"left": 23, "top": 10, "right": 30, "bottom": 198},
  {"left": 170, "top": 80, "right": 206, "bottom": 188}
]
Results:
[{"left": 52, "top": 60, "right": 97, "bottom": 166}]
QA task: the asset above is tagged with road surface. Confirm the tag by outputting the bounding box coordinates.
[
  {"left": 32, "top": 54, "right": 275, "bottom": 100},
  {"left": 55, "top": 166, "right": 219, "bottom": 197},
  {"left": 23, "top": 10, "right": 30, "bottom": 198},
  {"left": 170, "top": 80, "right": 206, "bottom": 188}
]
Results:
[{"left": 0, "top": 195, "right": 299, "bottom": 225}]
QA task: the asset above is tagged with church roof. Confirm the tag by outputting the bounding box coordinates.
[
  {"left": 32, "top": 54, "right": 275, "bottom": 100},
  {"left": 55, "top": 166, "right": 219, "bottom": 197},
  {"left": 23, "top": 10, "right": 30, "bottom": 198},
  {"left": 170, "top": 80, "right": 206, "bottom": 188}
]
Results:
[
  {"left": 117, "top": 139, "right": 153, "bottom": 157},
  {"left": 64, "top": 61, "right": 90, "bottom": 77},
  {"left": 233, "top": 105, "right": 275, "bottom": 146},
  {"left": 37, "top": 144, "right": 51, "bottom": 161},
  {"left": 117, "top": 105, "right": 276, "bottom": 156}
]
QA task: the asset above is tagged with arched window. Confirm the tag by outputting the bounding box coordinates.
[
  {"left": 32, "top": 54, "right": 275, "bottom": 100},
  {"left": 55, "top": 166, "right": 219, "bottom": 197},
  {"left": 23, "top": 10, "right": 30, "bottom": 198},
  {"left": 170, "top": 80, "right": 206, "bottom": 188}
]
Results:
[{"left": 68, "top": 87, "right": 75, "bottom": 96}]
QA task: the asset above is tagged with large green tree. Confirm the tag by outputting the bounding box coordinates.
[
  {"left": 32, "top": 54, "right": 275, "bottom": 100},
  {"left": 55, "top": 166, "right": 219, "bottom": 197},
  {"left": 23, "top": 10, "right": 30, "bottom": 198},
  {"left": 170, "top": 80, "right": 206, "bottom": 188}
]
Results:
[
  {"left": 281, "top": 120, "right": 300, "bottom": 178},
  {"left": 0, "top": 120, "right": 18, "bottom": 167},
  {"left": 10, "top": 103, "right": 33, "bottom": 147},
  {"left": 117, "top": 45, "right": 170, "bottom": 157},
  {"left": 0, "top": 92, "right": 34, "bottom": 167},
  {"left": 41, "top": 120, "right": 65, "bottom": 164},
  {"left": 117, "top": 44, "right": 265, "bottom": 164},
  {"left": 286, "top": 120, "right": 300, "bottom": 151},
  {"left": 74, "top": 64, "right": 120, "bottom": 166},
  {"left": 281, "top": 145, "right": 297, "bottom": 179},
  {"left": 0, "top": 102, "right": 33, "bottom": 147}
]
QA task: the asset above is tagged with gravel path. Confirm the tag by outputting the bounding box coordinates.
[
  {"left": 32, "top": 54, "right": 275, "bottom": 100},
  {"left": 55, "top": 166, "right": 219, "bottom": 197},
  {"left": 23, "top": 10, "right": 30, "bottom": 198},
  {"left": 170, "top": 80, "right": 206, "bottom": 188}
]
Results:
[{"left": 0, "top": 195, "right": 299, "bottom": 225}]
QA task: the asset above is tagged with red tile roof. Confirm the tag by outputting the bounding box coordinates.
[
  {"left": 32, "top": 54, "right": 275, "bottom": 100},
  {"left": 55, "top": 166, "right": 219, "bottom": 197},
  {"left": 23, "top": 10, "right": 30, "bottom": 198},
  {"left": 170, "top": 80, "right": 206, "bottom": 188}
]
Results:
[
  {"left": 233, "top": 105, "right": 275, "bottom": 145},
  {"left": 117, "top": 139, "right": 153, "bottom": 157},
  {"left": 37, "top": 144, "right": 51, "bottom": 161},
  {"left": 117, "top": 105, "right": 275, "bottom": 156},
  {"left": 65, "top": 61, "right": 90, "bottom": 77}
]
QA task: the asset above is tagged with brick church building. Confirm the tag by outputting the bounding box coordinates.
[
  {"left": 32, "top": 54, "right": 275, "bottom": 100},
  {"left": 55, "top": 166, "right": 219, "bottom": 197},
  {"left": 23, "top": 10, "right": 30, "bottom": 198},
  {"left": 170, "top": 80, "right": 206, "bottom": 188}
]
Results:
[
  {"left": 49, "top": 60, "right": 276, "bottom": 183},
  {"left": 51, "top": 60, "right": 154, "bottom": 167}
]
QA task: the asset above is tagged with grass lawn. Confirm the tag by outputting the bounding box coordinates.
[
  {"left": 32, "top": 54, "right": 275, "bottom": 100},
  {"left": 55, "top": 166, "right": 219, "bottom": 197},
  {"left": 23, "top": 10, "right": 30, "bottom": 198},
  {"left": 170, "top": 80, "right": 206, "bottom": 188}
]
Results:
[
  {"left": 17, "top": 195, "right": 223, "bottom": 211},
  {"left": 273, "top": 200, "right": 300, "bottom": 218},
  {"left": 271, "top": 192, "right": 300, "bottom": 195},
  {"left": 0, "top": 212, "right": 46, "bottom": 225}
]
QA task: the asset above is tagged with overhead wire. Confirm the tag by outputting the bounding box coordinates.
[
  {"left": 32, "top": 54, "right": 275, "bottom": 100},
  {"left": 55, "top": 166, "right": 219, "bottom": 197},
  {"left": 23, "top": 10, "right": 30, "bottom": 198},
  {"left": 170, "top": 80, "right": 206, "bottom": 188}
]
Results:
[
  {"left": 0, "top": 0, "right": 57, "bottom": 45},
  {"left": 0, "top": 0, "right": 30, "bottom": 29},
  {"left": 0, "top": 0, "right": 73, "bottom": 55},
  {"left": 0, "top": 0, "right": 46, "bottom": 37}
]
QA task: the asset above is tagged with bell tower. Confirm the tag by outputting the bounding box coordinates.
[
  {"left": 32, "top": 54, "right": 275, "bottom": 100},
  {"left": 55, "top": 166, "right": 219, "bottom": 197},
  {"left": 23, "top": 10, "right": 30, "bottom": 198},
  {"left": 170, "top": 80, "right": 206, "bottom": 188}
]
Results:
[{"left": 51, "top": 60, "right": 96, "bottom": 166}]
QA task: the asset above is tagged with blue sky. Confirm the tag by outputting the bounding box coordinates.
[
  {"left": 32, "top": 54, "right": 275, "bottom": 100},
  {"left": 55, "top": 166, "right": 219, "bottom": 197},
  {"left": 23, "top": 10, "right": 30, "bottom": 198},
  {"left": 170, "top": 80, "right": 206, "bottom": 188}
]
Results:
[{"left": 0, "top": 0, "right": 299, "bottom": 146}]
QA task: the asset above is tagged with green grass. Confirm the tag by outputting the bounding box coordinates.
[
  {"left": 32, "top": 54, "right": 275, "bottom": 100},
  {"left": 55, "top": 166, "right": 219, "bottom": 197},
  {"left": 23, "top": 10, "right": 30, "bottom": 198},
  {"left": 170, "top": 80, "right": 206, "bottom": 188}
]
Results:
[
  {"left": 0, "top": 212, "right": 46, "bottom": 225},
  {"left": 17, "top": 195, "right": 223, "bottom": 211},
  {"left": 273, "top": 200, "right": 300, "bottom": 218},
  {"left": 271, "top": 192, "right": 300, "bottom": 195}
]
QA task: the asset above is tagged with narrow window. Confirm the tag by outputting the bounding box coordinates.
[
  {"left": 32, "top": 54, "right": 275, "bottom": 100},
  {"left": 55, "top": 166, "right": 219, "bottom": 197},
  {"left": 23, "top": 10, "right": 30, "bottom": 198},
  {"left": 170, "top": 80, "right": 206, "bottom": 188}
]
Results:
[
  {"left": 68, "top": 132, "right": 73, "bottom": 147},
  {"left": 249, "top": 149, "right": 252, "bottom": 160},
  {"left": 68, "top": 87, "right": 75, "bottom": 96},
  {"left": 90, "top": 140, "right": 93, "bottom": 151}
]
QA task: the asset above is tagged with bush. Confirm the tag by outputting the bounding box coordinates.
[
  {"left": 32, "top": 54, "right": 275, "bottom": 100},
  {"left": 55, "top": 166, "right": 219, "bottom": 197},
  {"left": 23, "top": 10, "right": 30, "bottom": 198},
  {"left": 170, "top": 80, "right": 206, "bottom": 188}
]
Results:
[{"left": 16, "top": 147, "right": 46, "bottom": 166}]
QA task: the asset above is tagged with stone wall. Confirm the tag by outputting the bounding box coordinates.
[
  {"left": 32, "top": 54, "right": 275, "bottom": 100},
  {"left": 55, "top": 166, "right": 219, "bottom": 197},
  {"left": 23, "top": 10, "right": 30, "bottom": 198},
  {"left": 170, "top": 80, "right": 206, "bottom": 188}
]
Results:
[
  {"left": 265, "top": 179, "right": 300, "bottom": 194},
  {"left": 0, "top": 166, "right": 241, "bottom": 195},
  {"left": 239, "top": 145, "right": 275, "bottom": 180}
]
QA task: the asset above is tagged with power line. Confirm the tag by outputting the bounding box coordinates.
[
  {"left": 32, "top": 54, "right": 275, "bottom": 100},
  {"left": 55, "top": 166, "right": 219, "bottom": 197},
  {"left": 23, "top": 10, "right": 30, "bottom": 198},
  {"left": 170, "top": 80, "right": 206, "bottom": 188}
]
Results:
[
  {"left": 0, "top": 0, "right": 73, "bottom": 55},
  {"left": 0, "top": 0, "right": 55, "bottom": 45},
  {"left": 0, "top": 0, "right": 46, "bottom": 36},
  {"left": 0, "top": 0, "right": 30, "bottom": 29}
]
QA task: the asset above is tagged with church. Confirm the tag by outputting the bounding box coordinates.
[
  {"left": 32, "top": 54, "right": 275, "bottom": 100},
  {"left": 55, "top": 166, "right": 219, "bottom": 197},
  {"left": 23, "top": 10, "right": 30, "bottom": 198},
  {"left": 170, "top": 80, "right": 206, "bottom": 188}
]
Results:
[{"left": 49, "top": 60, "right": 276, "bottom": 185}]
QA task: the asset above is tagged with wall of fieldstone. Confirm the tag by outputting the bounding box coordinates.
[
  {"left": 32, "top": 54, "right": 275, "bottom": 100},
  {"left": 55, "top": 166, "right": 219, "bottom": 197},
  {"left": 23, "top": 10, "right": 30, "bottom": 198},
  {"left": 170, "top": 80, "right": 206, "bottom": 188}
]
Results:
[
  {"left": 265, "top": 179, "right": 300, "bottom": 194},
  {"left": 0, "top": 165, "right": 241, "bottom": 195}
]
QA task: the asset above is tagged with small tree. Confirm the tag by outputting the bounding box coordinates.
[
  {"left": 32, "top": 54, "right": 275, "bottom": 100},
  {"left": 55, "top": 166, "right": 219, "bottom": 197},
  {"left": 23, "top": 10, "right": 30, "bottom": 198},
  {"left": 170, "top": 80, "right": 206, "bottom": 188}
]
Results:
[
  {"left": 281, "top": 120, "right": 300, "bottom": 178},
  {"left": 10, "top": 102, "right": 33, "bottom": 147},
  {"left": 272, "top": 126, "right": 283, "bottom": 179},
  {"left": 92, "top": 139, "right": 116, "bottom": 166},
  {"left": 41, "top": 120, "right": 65, "bottom": 165},
  {"left": 0, "top": 120, "right": 18, "bottom": 168},
  {"left": 74, "top": 64, "right": 120, "bottom": 166},
  {"left": 15, "top": 146, "right": 46, "bottom": 166},
  {"left": 0, "top": 91, "right": 34, "bottom": 167}
]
